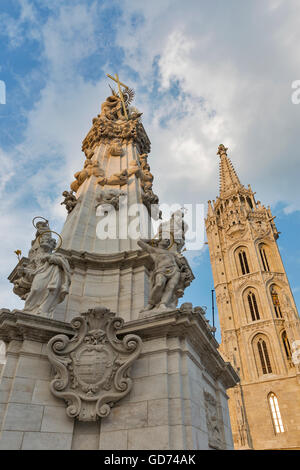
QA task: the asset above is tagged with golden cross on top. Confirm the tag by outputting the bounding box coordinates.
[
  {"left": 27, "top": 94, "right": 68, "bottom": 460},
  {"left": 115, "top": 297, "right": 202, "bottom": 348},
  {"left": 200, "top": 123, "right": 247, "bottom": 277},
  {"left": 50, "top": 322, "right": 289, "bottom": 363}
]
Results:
[{"left": 107, "top": 73, "right": 129, "bottom": 120}]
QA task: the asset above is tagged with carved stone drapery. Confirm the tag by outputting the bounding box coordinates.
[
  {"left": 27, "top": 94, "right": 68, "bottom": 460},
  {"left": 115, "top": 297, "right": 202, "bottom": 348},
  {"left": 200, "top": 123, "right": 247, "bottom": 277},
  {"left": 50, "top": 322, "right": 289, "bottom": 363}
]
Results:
[{"left": 47, "top": 306, "right": 142, "bottom": 421}]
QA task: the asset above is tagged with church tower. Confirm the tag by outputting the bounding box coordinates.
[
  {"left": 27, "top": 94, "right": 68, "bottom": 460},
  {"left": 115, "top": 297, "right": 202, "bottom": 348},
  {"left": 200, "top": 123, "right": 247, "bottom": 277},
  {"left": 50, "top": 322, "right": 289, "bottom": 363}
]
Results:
[{"left": 205, "top": 144, "right": 300, "bottom": 450}]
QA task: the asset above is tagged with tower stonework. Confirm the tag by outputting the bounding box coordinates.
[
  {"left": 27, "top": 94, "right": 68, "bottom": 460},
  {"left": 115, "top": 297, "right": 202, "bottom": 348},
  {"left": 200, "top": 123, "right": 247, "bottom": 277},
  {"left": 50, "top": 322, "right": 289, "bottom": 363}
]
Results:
[
  {"left": 0, "top": 90, "right": 238, "bottom": 450},
  {"left": 205, "top": 144, "right": 300, "bottom": 450}
]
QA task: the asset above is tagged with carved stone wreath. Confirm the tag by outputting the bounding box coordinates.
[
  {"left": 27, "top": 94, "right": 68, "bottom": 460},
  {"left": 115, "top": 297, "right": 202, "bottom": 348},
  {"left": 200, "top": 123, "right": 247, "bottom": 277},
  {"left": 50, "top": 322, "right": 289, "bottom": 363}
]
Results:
[{"left": 47, "top": 306, "right": 142, "bottom": 421}]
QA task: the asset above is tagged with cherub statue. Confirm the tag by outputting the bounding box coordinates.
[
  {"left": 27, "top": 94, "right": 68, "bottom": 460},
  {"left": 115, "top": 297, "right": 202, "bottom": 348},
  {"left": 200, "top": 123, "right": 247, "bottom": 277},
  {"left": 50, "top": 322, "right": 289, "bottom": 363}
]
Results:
[
  {"left": 70, "top": 160, "right": 104, "bottom": 192},
  {"left": 141, "top": 187, "right": 161, "bottom": 220},
  {"left": 95, "top": 188, "right": 126, "bottom": 211},
  {"left": 139, "top": 154, "right": 150, "bottom": 171},
  {"left": 61, "top": 190, "right": 77, "bottom": 214},
  {"left": 84, "top": 148, "right": 94, "bottom": 160},
  {"left": 141, "top": 168, "right": 153, "bottom": 189},
  {"left": 97, "top": 169, "right": 129, "bottom": 187}
]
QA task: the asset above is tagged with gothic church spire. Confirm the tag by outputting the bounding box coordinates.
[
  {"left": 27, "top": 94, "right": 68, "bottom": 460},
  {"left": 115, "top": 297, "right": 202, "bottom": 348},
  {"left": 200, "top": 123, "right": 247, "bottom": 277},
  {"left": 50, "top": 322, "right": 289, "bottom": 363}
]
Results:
[{"left": 218, "top": 144, "right": 242, "bottom": 196}]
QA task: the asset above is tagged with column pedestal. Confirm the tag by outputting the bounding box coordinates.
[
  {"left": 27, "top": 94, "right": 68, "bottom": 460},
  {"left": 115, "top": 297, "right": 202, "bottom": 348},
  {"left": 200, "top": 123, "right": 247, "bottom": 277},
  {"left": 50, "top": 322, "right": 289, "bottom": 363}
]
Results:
[{"left": 0, "top": 309, "right": 238, "bottom": 450}]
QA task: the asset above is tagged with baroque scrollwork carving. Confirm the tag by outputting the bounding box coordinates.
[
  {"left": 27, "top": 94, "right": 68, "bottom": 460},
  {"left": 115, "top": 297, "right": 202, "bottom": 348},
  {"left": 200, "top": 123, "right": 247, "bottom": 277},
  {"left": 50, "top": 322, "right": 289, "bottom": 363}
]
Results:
[{"left": 47, "top": 306, "right": 142, "bottom": 421}]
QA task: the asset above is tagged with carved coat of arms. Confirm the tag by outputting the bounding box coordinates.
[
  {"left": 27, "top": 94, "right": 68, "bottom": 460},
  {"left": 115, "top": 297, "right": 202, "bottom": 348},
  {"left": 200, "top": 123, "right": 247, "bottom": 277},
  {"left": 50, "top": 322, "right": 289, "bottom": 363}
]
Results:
[{"left": 47, "top": 306, "right": 142, "bottom": 421}]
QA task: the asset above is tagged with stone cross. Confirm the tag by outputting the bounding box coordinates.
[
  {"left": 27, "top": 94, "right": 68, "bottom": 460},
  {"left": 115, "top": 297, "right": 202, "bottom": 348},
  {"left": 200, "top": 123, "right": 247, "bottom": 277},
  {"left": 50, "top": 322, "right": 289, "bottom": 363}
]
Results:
[{"left": 106, "top": 73, "right": 129, "bottom": 120}]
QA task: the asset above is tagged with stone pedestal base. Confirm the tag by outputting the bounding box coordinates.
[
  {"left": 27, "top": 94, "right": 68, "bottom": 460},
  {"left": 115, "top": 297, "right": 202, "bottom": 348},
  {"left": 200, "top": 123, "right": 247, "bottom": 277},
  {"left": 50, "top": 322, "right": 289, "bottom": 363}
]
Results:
[{"left": 0, "top": 309, "right": 238, "bottom": 450}]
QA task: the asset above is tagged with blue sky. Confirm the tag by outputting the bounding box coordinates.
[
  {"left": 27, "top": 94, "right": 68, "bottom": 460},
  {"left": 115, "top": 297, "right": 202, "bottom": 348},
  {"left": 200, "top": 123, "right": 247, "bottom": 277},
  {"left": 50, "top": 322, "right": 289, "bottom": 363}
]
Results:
[{"left": 0, "top": 0, "right": 300, "bottom": 342}]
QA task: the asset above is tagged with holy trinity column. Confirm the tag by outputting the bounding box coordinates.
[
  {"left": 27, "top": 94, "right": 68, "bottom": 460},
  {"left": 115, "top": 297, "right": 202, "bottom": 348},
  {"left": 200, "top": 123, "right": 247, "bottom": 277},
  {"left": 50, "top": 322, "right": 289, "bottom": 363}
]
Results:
[
  {"left": 9, "top": 77, "right": 194, "bottom": 324},
  {"left": 1, "top": 81, "right": 238, "bottom": 451}
]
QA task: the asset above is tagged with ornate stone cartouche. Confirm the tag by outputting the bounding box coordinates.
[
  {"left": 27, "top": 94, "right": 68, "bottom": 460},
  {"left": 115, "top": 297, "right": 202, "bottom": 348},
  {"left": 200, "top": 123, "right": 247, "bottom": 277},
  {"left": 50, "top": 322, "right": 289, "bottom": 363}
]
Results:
[{"left": 47, "top": 306, "right": 142, "bottom": 421}]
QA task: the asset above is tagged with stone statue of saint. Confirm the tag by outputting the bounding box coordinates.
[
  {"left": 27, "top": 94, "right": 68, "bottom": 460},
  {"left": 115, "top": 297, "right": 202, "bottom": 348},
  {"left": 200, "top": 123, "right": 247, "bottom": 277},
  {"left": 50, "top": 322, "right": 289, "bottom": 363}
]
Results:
[
  {"left": 23, "top": 233, "right": 71, "bottom": 318},
  {"left": 137, "top": 239, "right": 182, "bottom": 312}
]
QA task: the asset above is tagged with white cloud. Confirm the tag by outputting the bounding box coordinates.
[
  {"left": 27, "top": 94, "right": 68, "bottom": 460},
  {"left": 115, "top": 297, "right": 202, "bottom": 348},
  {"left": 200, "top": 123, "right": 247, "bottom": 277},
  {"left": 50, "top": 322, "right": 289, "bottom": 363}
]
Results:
[
  {"left": 115, "top": 0, "right": 300, "bottom": 210},
  {"left": 0, "top": 149, "right": 15, "bottom": 196},
  {"left": 0, "top": 0, "right": 39, "bottom": 47},
  {"left": 0, "top": 1, "right": 108, "bottom": 308}
]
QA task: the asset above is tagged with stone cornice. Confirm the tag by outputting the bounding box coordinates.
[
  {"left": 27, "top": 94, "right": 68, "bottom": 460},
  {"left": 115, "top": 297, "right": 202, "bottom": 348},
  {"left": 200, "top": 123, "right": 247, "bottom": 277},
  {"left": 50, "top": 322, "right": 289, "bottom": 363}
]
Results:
[
  {"left": 58, "top": 247, "right": 154, "bottom": 272},
  {"left": 222, "top": 317, "right": 286, "bottom": 335},
  {"left": 0, "top": 309, "right": 74, "bottom": 343},
  {"left": 120, "top": 310, "right": 239, "bottom": 389},
  {"left": 241, "top": 372, "right": 299, "bottom": 387},
  {"left": 8, "top": 249, "right": 154, "bottom": 284},
  {"left": 231, "top": 270, "right": 286, "bottom": 284},
  {"left": 0, "top": 309, "right": 239, "bottom": 390}
]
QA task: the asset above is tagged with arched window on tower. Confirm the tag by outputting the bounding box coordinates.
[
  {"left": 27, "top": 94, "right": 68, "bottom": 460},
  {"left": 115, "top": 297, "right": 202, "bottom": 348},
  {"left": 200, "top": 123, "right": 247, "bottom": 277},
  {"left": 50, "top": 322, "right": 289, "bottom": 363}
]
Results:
[
  {"left": 257, "top": 338, "right": 272, "bottom": 373},
  {"left": 239, "top": 250, "right": 250, "bottom": 275},
  {"left": 247, "top": 291, "right": 260, "bottom": 321},
  {"left": 268, "top": 393, "right": 284, "bottom": 434},
  {"left": 246, "top": 196, "right": 254, "bottom": 211},
  {"left": 259, "top": 244, "right": 270, "bottom": 271},
  {"left": 235, "top": 247, "right": 250, "bottom": 276},
  {"left": 270, "top": 286, "right": 283, "bottom": 318},
  {"left": 253, "top": 335, "right": 274, "bottom": 376},
  {"left": 281, "top": 331, "right": 292, "bottom": 365}
]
